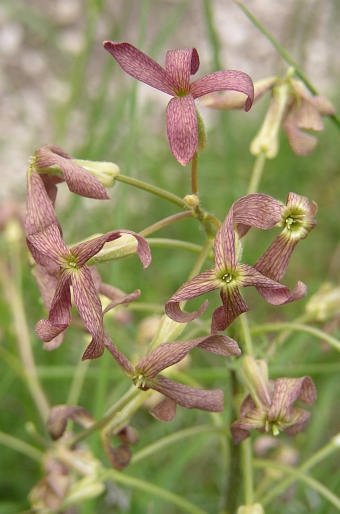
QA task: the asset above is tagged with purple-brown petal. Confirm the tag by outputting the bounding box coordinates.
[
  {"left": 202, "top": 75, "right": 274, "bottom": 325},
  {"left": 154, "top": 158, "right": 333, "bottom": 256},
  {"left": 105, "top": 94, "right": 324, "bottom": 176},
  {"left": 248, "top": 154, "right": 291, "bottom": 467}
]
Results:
[
  {"left": 28, "top": 224, "right": 70, "bottom": 265},
  {"left": 254, "top": 233, "right": 298, "bottom": 283},
  {"left": 166, "top": 95, "right": 198, "bottom": 166},
  {"left": 232, "top": 194, "right": 282, "bottom": 230},
  {"left": 103, "top": 41, "right": 175, "bottom": 95},
  {"left": 231, "top": 407, "right": 267, "bottom": 444},
  {"left": 150, "top": 397, "right": 177, "bottom": 422},
  {"left": 212, "top": 285, "right": 249, "bottom": 332},
  {"left": 35, "top": 145, "right": 109, "bottom": 199},
  {"left": 268, "top": 377, "right": 316, "bottom": 424},
  {"left": 47, "top": 405, "right": 94, "bottom": 440},
  {"left": 196, "top": 334, "right": 241, "bottom": 356},
  {"left": 25, "top": 168, "right": 60, "bottom": 237},
  {"left": 71, "top": 267, "right": 105, "bottom": 360},
  {"left": 150, "top": 375, "right": 224, "bottom": 412},
  {"left": 165, "top": 48, "right": 199, "bottom": 92},
  {"left": 284, "top": 409, "right": 311, "bottom": 436},
  {"left": 190, "top": 70, "right": 254, "bottom": 111}
]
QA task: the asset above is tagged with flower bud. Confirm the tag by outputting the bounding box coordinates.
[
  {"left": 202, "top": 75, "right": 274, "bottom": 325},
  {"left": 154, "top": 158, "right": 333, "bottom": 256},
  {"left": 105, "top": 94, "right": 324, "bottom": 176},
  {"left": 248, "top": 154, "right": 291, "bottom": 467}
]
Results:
[
  {"left": 237, "top": 503, "right": 265, "bottom": 514},
  {"left": 196, "top": 108, "right": 207, "bottom": 152},
  {"left": 71, "top": 159, "right": 120, "bottom": 187},
  {"left": 305, "top": 283, "right": 340, "bottom": 322},
  {"left": 184, "top": 194, "right": 199, "bottom": 208},
  {"left": 250, "top": 81, "right": 290, "bottom": 159}
]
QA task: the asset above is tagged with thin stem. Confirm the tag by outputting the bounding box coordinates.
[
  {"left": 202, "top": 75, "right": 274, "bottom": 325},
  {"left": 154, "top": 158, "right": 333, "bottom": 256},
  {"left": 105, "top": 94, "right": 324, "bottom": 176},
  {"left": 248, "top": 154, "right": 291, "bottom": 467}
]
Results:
[
  {"left": 254, "top": 458, "right": 340, "bottom": 509},
  {"left": 256, "top": 433, "right": 340, "bottom": 505},
  {"left": 139, "top": 210, "right": 195, "bottom": 237},
  {"left": 239, "top": 314, "right": 254, "bottom": 356},
  {"left": 241, "top": 438, "right": 254, "bottom": 505},
  {"left": 235, "top": 0, "right": 340, "bottom": 131},
  {"left": 0, "top": 262, "right": 50, "bottom": 423},
  {"left": 251, "top": 322, "right": 340, "bottom": 352},
  {"left": 0, "top": 431, "right": 43, "bottom": 463},
  {"left": 247, "top": 152, "right": 266, "bottom": 195},
  {"left": 132, "top": 424, "right": 226, "bottom": 464},
  {"left": 191, "top": 152, "right": 199, "bottom": 195},
  {"left": 115, "top": 174, "right": 186, "bottom": 208},
  {"left": 147, "top": 238, "right": 204, "bottom": 255},
  {"left": 99, "top": 468, "right": 209, "bottom": 514}
]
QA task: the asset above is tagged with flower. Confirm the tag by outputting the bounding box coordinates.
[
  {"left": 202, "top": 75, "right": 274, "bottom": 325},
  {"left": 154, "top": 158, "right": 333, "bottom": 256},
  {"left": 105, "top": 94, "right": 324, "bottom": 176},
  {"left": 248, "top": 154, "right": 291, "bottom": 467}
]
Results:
[
  {"left": 165, "top": 194, "right": 304, "bottom": 333},
  {"left": 201, "top": 74, "right": 335, "bottom": 157},
  {"left": 254, "top": 192, "right": 317, "bottom": 301},
  {"left": 103, "top": 41, "right": 254, "bottom": 166},
  {"left": 231, "top": 356, "right": 316, "bottom": 444},
  {"left": 105, "top": 333, "right": 241, "bottom": 420},
  {"left": 27, "top": 224, "right": 151, "bottom": 359}
]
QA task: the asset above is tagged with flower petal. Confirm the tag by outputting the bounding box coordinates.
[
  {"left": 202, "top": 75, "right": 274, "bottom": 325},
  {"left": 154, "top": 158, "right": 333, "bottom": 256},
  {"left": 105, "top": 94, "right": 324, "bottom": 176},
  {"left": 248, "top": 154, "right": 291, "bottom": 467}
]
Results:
[
  {"left": 48, "top": 405, "right": 94, "bottom": 440},
  {"left": 268, "top": 376, "right": 316, "bottom": 423},
  {"left": 232, "top": 194, "right": 282, "bottom": 230},
  {"left": 231, "top": 407, "right": 267, "bottom": 444},
  {"left": 25, "top": 168, "right": 60, "bottom": 237},
  {"left": 35, "top": 145, "right": 109, "bottom": 199},
  {"left": 150, "top": 397, "right": 177, "bottom": 422},
  {"left": 191, "top": 70, "right": 254, "bottom": 111},
  {"left": 103, "top": 41, "right": 175, "bottom": 95},
  {"left": 214, "top": 209, "right": 237, "bottom": 274},
  {"left": 104, "top": 336, "right": 134, "bottom": 375},
  {"left": 254, "top": 233, "right": 298, "bottom": 283},
  {"left": 166, "top": 95, "right": 198, "bottom": 166},
  {"left": 71, "top": 267, "right": 105, "bottom": 360},
  {"left": 165, "top": 48, "right": 199, "bottom": 92},
  {"left": 28, "top": 224, "right": 70, "bottom": 265},
  {"left": 150, "top": 375, "right": 224, "bottom": 412},
  {"left": 212, "top": 285, "right": 248, "bottom": 332}
]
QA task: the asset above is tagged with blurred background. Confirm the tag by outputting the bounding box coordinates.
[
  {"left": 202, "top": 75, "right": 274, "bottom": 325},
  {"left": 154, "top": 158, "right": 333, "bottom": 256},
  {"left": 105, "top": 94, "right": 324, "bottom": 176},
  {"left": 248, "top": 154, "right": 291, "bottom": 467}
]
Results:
[{"left": 0, "top": 1, "right": 340, "bottom": 513}]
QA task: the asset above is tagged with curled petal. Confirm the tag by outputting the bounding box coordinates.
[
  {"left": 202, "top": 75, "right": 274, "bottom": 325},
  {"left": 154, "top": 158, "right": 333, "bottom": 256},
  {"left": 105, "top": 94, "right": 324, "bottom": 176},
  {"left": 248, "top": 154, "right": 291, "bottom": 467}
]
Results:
[
  {"left": 165, "top": 299, "right": 209, "bottom": 324},
  {"left": 165, "top": 48, "right": 199, "bottom": 91},
  {"left": 191, "top": 70, "right": 254, "bottom": 111},
  {"left": 212, "top": 286, "right": 249, "bottom": 332},
  {"left": 150, "top": 397, "right": 177, "bottom": 422},
  {"left": 232, "top": 194, "right": 282, "bottom": 229},
  {"left": 196, "top": 334, "right": 241, "bottom": 356},
  {"left": 150, "top": 375, "right": 224, "bottom": 412},
  {"left": 256, "top": 280, "right": 307, "bottom": 306},
  {"left": 35, "top": 272, "right": 72, "bottom": 342},
  {"left": 35, "top": 145, "right": 109, "bottom": 199},
  {"left": 25, "top": 168, "right": 60, "bottom": 237},
  {"left": 268, "top": 376, "right": 316, "bottom": 423},
  {"left": 283, "top": 118, "right": 318, "bottom": 155},
  {"left": 231, "top": 407, "right": 267, "bottom": 444},
  {"left": 166, "top": 95, "right": 198, "bottom": 166},
  {"left": 103, "top": 289, "right": 141, "bottom": 314},
  {"left": 103, "top": 41, "right": 175, "bottom": 95},
  {"left": 48, "top": 405, "right": 94, "bottom": 440},
  {"left": 284, "top": 409, "right": 311, "bottom": 436}
]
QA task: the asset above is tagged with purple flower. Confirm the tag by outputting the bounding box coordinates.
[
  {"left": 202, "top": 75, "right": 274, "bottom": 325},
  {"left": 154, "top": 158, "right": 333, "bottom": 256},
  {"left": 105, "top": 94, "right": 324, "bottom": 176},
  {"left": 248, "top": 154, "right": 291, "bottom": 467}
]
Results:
[
  {"left": 231, "top": 356, "right": 316, "bottom": 444},
  {"left": 103, "top": 42, "right": 254, "bottom": 166},
  {"left": 105, "top": 334, "right": 241, "bottom": 420},
  {"left": 27, "top": 224, "right": 151, "bottom": 360},
  {"left": 165, "top": 194, "right": 306, "bottom": 333}
]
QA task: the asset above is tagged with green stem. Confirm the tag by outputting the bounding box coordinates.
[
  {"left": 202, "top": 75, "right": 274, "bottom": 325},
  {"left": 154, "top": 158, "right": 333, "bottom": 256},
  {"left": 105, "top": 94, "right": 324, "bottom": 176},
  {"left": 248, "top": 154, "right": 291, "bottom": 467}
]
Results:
[
  {"left": 99, "top": 468, "right": 209, "bottom": 514},
  {"left": 251, "top": 322, "right": 340, "bottom": 352},
  {"left": 239, "top": 314, "right": 254, "bottom": 356},
  {"left": 241, "top": 438, "right": 254, "bottom": 505},
  {"left": 191, "top": 152, "right": 199, "bottom": 195},
  {"left": 254, "top": 456, "right": 340, "bottom": 509},
  {"left": 147, "top": 238, "right": 204, "bottom": 255},
  {"left": 235, "top": 1, "right": 340, "bottom": 131},
  {"left": 139, "top": 211, "right": 195, "bottom": 237},
  {"left": 0, "top": 262, "right": 50, "bottom": 423},
  {"left": 132, "top": 424, "right": 226, "bottom": 464},
  {"left": 247, "top": 152, "right": 267, "bottom": 195},
  {"left": 115, "top": 174, "right": 186, "bottom": 208},
  {"left": 0, "top": 431, "right": 43, "bottom": 463}
]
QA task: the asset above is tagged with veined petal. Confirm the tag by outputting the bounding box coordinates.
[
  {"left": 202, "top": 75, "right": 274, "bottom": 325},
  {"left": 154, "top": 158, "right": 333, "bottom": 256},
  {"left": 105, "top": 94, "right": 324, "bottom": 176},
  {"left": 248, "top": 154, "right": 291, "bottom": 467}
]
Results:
[
  {"left": 196, "top": 334, "right": 241, "bottom": 356},
  {"left": 35, "top": 145, "right": 109, "bottom": 199},
  {"left": 284, "top": 409, "right": 311, "bottom": 436},
  {"left": 214, "top": 209, "right": 237, "bottom": 274},
  {"left": 103, "top": 41, "right": 175, "bottom": 95},
  {"left": 165, "top": 268, "right": 219, "bottom": 322},
  {"left": 25, "top": 168, "right": 60, "bottom": 237},
  {"left": 165, "top": 48, "right": 199, "bottom": 92},
  {"left": 28, "top": 224, "right": 70, "bottom": 264},
  {"left": 237, "top": 264, "right": 290, "bottom": 289},
  {"left": 103, "top": 289, "right": 141, "bottom": 314},
  {"left": 150, "top": 397, "right": 177, "bottom": 422},
  {"left": 256, "top": 280, "right": 307, "bottom": 305},
  {"left": 212, "top": 285, "right": 248, "bottom": 332},
  {"left": 231, "top": 407, "right": 267, "bottom": 444},
  {"left": 150, "top": 375, "right": 224, "bottom": 412},
  {"left": 254, "top": 233, "right": 298, "bottom": 283},
  {"left": 71, "top": 267, "right": 105, "bottom": 360},
  {"left": 232, "top": 194, "right": 282, "bottom": 229},
  {"left": 35, "top": 272, "right": 72, "bottom": 342},
  {"left": 166, "top": 95, "right": 198, "bottom": 166},
  {"left": 283, "top": 116, "right": 318, "bottom": 155},
  {"left": 190, "top": 70, "right": 254, "bottom": 111},
  {"left": 48, "top": 405, "right": 94, "bottom": 441},
  {"left": 268, "top": 376, "right": 316, "bottom": 423}
]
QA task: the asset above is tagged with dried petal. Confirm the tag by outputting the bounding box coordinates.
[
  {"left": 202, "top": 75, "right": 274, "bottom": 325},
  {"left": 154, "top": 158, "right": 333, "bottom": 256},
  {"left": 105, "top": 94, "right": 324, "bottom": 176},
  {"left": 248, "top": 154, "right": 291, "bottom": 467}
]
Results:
[{"left": 48, "top": 405, "right": 94, "bottom": 440}]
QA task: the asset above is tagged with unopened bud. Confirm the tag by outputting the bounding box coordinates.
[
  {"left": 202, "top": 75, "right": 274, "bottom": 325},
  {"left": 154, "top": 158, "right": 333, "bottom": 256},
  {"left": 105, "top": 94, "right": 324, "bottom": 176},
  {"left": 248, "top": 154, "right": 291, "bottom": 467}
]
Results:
[
  {"left": 88, "top": 233, "right": 138, "bottom": 265},
  {"left": 184, "top": 194, "right": 199, "bottom": 208},
  {"left": 305, "top": 283, "right": 340, "bottom": 322},
  {"left": 238, "top": 503, "right": 265, "bottom": 514},
  {"left": 71, "top": 159, "right": 120, "bottom": 187}
]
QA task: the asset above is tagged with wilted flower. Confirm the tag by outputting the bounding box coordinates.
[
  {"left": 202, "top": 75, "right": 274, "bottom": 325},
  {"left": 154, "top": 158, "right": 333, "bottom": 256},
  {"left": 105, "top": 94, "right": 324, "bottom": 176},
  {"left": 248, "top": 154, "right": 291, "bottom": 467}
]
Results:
[
  {"left": 105, "top": 333, "right": 241, "bottom": 420},
  {"left": 165, "top": 194, "right": 305, "bottom": 333},
  {"left": 201, "top": 73, "right": 335, "bottom": 158},
  {"left": 103, "top": 41, "right": 254, "bottom": 166},
  {"left": 27, "top": 224, "right": 151, "bottom": 359},
  {"left": 254, "top": 193, "right": 317, "bottom": 300},
  {"left": 231, "top": 356, "right": 316, "bottom": 444}
]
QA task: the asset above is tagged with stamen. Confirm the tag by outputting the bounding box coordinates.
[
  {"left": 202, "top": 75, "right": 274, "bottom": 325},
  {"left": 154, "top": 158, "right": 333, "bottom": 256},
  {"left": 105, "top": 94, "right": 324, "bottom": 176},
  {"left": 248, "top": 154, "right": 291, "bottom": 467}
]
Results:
[{"left": 222, "top": 273, "right": 233, "bottom": 283}]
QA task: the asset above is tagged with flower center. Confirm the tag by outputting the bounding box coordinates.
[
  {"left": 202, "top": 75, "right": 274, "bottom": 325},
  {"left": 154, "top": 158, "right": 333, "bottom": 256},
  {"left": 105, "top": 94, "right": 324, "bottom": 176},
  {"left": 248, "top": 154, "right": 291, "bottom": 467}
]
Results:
[{"left": 222, "top": 273, "right": 234, "bottom": 283}]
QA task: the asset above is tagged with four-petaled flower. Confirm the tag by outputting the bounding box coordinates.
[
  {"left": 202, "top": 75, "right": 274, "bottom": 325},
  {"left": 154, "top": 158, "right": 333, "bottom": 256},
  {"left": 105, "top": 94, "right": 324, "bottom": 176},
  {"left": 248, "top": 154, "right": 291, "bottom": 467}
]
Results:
[
  {"left": 103, "top": 42, "right": 254, "bottom": 166},
  {"left": 165, "top": 194, "right": 305, "bottom": 333},
  {"left": 104, "top": 334, "right": 241, "bottom": 421},
  {"left": 27, "top": 224, "right": 151, "bottom": 360},
  {"left": 231, "top": 356, "right": 316, "bottom": 444}
]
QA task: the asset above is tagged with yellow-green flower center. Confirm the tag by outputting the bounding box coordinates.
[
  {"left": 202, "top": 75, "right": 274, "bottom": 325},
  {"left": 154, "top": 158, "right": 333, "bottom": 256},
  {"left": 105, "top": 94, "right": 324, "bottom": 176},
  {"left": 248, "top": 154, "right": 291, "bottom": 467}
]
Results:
[{"left": 222, "top": 272, "right": 234, "bottom": 283}]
